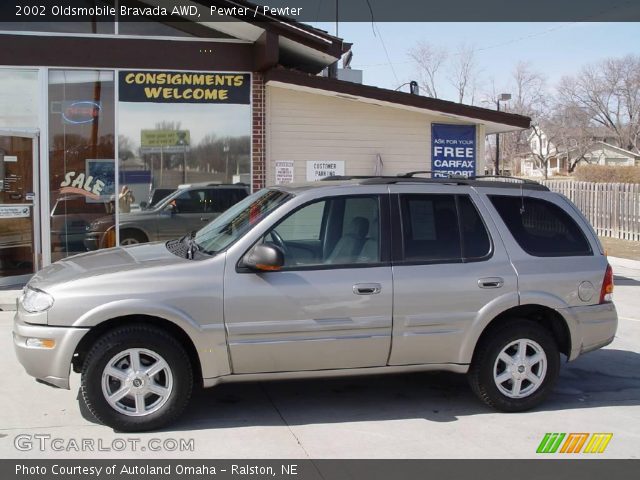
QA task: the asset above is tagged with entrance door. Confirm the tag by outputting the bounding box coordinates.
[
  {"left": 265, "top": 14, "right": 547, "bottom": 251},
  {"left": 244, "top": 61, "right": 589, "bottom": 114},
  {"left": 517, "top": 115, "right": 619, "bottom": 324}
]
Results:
[{"left": 0, "top": 130, "right": 39, "bottom": 287}]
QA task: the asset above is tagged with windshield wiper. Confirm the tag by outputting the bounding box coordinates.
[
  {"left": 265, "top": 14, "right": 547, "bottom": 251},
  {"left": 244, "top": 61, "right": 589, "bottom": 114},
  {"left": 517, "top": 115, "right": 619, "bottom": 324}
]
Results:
[{"left": 180, "top": 231, "right": 202, "bottom": 260}]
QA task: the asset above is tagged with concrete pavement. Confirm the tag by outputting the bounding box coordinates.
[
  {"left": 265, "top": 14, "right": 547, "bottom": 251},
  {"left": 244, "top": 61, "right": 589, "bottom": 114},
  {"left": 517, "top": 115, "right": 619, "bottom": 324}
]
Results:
[{"left": 0, "top": 261, "right": 638, "bottom": 459}]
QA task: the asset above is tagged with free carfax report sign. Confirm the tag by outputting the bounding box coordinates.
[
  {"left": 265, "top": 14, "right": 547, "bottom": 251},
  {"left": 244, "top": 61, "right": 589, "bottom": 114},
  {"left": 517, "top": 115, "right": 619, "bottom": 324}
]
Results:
[{"left": 431, "top": 123, "right": 476, "bottom": 178}]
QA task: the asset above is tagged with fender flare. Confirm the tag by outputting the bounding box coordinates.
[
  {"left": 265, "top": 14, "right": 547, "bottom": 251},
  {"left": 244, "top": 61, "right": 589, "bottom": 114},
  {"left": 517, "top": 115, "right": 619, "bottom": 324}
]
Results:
[
  {"left": 73, "top": 299, "right": 230, "bottom": 379},
  {"left": 457, "top": 291, "right": 573, "bottom": 364}
]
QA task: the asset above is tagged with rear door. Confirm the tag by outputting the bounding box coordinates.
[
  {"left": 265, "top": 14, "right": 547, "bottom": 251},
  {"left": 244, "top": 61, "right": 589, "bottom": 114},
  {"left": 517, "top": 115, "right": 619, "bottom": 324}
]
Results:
[{"left": 388, "top": 184, "right": 519, "bottom": 366}]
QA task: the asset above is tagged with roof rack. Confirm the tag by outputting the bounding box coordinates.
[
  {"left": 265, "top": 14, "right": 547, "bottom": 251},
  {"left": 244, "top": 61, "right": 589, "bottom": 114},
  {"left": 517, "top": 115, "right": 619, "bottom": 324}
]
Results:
[
  {"left": 467, "top": 175, "right": 541, "bottom": 185},
  {"left": 320, "top": 173, "right": 549, "bottom": 191}
]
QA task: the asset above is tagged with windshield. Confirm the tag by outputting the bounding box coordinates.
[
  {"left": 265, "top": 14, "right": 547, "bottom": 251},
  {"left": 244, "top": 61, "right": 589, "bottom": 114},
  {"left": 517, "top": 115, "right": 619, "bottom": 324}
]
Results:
[{"left": 194, "top": 188, "right": 291, "bottom": 254}]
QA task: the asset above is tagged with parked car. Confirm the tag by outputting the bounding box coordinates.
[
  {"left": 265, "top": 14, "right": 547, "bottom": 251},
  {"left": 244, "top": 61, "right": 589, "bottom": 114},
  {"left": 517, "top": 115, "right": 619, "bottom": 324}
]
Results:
[
  {"left": 14, "top": 175, "right": 617, "bottom": 431},
  {"left": 84, "top": 183, "right": 249, "bottom": 249},
  {"left": 50, "top": 195, "right": 112, "bottom": 253},
  {"left": 143, "top": 188, "right": 175, "bottom": 210}
]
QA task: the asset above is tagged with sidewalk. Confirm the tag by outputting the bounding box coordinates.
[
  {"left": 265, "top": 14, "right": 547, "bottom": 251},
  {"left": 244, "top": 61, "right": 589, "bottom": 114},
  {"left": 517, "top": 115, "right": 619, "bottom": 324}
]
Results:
[{"left": 600, "top": 236, "right": 640, "bottom": 262}]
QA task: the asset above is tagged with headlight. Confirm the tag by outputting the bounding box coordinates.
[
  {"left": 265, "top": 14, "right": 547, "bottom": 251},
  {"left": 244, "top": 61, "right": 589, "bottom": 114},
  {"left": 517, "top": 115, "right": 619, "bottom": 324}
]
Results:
[{"left": 21, "top": 287, "right": 54, "bottom": 313}]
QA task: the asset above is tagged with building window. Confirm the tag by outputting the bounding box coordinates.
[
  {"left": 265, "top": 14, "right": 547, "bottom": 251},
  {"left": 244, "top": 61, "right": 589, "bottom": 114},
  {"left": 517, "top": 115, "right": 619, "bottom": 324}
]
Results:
[
  {"left": 48, "top": 70, "right": 115, "bottom": 261},
  {"left": 116, "top": 70, "right": 251, "bottom": 245}
]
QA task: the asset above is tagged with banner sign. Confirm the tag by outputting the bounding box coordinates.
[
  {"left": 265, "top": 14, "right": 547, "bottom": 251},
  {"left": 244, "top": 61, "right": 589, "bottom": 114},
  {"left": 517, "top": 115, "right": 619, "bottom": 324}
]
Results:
[
  {"left": 306, "top": 161, "right": 345, "bottom": 181},
  {"left": 119, "top": 71, "right": 250, "bottom": 104},
  {"left": 431, "top": 124, "right": 476, "bottom": 178},
  {"left": 141, "top": 130, "right": 190, "bottom": 148}
]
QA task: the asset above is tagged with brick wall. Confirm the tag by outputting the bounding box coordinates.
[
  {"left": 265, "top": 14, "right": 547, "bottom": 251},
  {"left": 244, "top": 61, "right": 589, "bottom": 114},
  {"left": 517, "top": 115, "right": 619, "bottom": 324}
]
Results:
[{"left": 252, "top": 73, "right": 265, "bottom": 191}]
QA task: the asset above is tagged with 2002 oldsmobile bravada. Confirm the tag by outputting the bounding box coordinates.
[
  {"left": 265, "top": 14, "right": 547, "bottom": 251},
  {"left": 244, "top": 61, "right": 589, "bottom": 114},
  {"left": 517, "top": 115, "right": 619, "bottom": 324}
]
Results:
[{"left": 14, "top": 174, "right": 617, "bottom": 431}]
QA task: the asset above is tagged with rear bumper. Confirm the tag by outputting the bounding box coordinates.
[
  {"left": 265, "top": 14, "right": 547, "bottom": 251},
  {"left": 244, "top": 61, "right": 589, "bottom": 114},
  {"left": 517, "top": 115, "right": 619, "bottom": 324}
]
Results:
[
  {"left": 558, "top": 302, "right": 618, "bottom": 361},
  {"left": 13, "top": 313, "right": 90, "bottom": 389}
]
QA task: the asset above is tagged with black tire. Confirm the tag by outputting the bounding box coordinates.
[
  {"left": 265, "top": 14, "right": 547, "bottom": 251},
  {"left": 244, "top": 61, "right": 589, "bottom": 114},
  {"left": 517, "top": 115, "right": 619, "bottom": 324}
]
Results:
[
  {"left": 468, "top": 319, "right": 560, "bottom": 412},
  {"left": 119, "top": 229, "right": 148, "bottom": 246},
  {"left": 80, "top": 324, "right": 193, "bottom": 432}
]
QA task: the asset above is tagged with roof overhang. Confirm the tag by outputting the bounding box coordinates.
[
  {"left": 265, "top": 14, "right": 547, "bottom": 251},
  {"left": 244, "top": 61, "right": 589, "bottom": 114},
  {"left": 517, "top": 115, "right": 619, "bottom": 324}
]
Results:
[
  {"left": 192, "top": 0, "right": 348, "bottom": 72},
  {"left": 264, "top": 69, "right": 531, "bottom": 134}
]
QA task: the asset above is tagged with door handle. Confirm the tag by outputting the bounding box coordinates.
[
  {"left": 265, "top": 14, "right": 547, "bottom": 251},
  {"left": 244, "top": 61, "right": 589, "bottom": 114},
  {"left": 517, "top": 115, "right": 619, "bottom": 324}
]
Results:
[
  {"left": 200, "top": 217, "right": 211, "bottom": 222},
  {"left": 353, "top": 283, "right": 382, "bottom": 295},
  {"left": 478, "top": 277, "right": 504, "bottom": 289}
]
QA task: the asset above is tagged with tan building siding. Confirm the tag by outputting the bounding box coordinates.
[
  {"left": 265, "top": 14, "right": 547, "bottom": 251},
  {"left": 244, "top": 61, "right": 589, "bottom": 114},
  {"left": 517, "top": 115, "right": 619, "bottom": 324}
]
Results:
[{"left": 266, "top": 86, "right": 486, "bottom": 185}]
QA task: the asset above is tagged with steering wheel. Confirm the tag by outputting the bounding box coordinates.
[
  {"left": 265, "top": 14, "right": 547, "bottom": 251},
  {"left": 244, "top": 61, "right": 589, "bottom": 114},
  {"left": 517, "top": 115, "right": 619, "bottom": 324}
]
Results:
[{"left": 268, "top": 230, "right": 289, "bottom": 256}]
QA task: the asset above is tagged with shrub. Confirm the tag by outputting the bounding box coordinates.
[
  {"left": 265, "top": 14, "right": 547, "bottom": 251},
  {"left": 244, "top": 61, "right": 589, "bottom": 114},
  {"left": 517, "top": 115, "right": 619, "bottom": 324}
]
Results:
[{"left": 574, "top": 164, "right": 640, "bottom": 184}]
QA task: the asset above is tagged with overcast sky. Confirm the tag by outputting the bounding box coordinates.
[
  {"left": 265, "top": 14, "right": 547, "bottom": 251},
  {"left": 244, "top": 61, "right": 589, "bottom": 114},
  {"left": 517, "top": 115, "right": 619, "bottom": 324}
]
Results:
[{"left": 310, "top": 22, "right": 640, "bottom": 102}]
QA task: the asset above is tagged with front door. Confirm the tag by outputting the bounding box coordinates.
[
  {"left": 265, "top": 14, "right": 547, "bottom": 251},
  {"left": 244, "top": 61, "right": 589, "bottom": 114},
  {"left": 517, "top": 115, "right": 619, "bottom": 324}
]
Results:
[
  {"left": 0, "top": 130, "right": 39, "bottom": 287},
  {"left": 224, "top": 193, "right": 393, "bottom": 374}
]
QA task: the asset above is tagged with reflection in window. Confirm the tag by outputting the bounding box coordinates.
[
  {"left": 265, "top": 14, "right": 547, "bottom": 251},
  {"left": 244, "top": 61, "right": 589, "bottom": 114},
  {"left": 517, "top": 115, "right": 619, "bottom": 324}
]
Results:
[
  {"left": 117, "top": 70, "right": 251, "bottom": 245},
  {"left": 48, "top": 70, "right": 115, "bottom": 261}
]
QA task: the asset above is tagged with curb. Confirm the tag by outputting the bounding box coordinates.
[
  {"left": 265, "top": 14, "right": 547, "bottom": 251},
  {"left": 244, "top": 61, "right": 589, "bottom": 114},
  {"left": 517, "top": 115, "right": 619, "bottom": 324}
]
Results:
[
  {"left": 608, "top": 256, "right": 640, "bottom": 272},
  {"left": 0, "top": 290, "right": 20, "bottom": 312}
]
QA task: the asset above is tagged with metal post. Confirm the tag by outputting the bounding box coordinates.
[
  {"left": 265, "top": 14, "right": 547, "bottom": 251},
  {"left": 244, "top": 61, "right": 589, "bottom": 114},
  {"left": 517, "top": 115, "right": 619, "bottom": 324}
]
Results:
[{"left": 496, "top": 100, "right": 501, "bottom": 176}]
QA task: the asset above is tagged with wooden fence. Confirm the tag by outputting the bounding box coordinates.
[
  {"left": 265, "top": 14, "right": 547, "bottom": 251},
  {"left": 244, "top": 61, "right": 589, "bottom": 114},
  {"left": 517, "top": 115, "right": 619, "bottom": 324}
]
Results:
[{"left": 540, "top": 180, "right": 640, "bottom": 241}]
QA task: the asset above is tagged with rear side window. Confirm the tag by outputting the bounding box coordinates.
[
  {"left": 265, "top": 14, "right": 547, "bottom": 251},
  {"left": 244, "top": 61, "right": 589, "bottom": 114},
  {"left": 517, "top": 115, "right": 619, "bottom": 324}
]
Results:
[
  {"left": 489, "top": 195, "right": 592, "bottom": 257},
  {"left": 399, "top": 194, "right": 491, "bottom": 262},
  {"left": 400, "top": 194, "right": 461, "bottom": 261},
  {"left": 458, "top": 196, "right": 491, "bottom": 259}
]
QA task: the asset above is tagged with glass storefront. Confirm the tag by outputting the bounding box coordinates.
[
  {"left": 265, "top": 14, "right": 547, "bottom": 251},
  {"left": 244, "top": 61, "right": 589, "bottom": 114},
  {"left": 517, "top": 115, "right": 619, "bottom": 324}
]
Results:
[
  {"left": 0, "top": 70, "right": 39, "bottom": 285},
  {"left": 48, "top": 70, "right": 115, "bottom": 262},
  {"left": 114, "top": 70, "right": 251, "bottom": 246},
  {"left": 0, "top": 67, "right": 252, "bottom": 284}
]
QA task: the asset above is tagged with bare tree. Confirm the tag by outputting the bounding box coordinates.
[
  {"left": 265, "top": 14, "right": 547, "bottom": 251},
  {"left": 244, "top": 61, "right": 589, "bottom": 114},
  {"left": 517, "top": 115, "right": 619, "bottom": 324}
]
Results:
[
  {"left": 408, "top": 41, "right": 448, "bottom": 98},
  {"left": 499, "top": 63, "right": 548, "bottom": 173},
  {"left": 558, "top": 54, "right": 640, "bottom": 153},
  {"left": 550, "top": 104, "right": 597, "bottom": 173},
  {"left": 154, "top": 120, "right": 182, "bottom": 131},
  {"left": 448, "top": 44, "right": 479, "bottom": 104}
]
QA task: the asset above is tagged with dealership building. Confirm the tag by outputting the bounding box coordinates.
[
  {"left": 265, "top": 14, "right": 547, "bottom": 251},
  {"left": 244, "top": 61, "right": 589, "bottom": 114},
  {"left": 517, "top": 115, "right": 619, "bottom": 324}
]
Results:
[{"left": 0, "top": 1, "right": 530, "bottom": 286}]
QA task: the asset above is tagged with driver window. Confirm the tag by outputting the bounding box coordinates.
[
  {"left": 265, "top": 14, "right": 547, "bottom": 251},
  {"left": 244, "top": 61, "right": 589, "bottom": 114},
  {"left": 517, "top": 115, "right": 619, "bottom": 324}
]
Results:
[
  {"left": 264, "top": 196, "right": 380, "bottom": 268},
  {"left": 173, "top": 189, "right": 206, "bottom": 213}
]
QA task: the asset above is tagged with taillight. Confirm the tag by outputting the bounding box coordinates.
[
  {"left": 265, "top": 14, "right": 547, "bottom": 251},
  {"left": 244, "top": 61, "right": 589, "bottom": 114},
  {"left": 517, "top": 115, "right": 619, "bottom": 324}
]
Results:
[{"left": 599, "top": 264, "right": 614, "bottom": 303}]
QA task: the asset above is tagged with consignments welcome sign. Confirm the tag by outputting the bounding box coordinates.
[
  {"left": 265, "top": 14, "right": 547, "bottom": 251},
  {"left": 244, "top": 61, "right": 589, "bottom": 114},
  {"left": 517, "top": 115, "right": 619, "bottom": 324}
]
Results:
[{"left": 119, "top": 71, "right": 250, "bottom": 104}]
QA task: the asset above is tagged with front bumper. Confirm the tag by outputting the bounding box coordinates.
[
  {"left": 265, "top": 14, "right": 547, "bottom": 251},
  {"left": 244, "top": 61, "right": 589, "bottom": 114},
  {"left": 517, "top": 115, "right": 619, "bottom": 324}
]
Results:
[
  {"left": 559, "top": 302, "right": 618, "bottom": 361},
  {"left": 13, "top": 313, "right": 90, "bottom": 389}
]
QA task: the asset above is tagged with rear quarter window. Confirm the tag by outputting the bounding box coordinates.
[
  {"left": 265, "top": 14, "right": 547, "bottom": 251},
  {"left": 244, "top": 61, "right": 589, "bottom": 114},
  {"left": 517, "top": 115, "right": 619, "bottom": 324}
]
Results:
[{"left": 489, "top": 195, "right": 592, "bottom": 257}]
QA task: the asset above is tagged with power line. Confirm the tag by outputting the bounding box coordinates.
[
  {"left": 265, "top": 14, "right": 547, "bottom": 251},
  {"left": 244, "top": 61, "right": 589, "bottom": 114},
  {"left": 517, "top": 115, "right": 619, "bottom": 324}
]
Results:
[
  {"left": 352, "top": 22, "right": 578, "bottom": 69},
  {"left": 363, "top": 0, "right": 399, "bottom": 85}
]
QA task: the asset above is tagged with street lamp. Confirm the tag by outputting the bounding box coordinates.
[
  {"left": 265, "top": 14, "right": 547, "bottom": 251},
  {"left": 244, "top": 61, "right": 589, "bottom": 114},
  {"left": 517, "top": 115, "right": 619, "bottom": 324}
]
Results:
[{"left": 495, "top": 93, "right": 511, "bottom": 175}]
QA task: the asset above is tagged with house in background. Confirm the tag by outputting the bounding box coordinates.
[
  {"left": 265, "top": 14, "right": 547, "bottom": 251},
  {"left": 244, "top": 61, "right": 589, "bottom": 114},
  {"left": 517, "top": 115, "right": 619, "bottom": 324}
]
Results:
[
  {"left": 578, "top": 141, "right": 640, "bottom": 167},
  {"left": 520, "top": 128, "right": 639, "bottom": 177}
]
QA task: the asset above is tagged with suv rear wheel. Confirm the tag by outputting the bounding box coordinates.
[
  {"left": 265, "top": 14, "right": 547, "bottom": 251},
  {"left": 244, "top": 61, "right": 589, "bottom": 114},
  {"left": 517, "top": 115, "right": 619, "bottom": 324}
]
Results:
[
  {"left": 468, "top": 319, "right": 560, "bottom": 411},
  {"left": 80, "top": 324, "right": 193, "bottom": 431}
]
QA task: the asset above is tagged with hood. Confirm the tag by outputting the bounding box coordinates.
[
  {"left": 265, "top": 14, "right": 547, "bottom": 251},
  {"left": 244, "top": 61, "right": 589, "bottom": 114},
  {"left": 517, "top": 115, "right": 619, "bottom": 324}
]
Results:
[{"left": 29, "top": 242, "right": 186, "bottom": 291}]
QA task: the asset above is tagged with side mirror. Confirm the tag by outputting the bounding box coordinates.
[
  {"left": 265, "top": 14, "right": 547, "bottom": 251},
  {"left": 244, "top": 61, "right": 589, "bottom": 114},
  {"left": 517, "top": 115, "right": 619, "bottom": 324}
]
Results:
[
  {"left": 140, "top": 201, "right": 148, "bottom": 210},
  {"left": 243, "top": 244, "right": 284, "bottom": 272}
]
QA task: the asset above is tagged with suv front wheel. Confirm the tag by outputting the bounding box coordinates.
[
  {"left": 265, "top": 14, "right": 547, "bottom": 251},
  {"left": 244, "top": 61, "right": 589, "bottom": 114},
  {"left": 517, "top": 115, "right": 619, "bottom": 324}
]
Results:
[
  {"left": 80, "top": 324, "right": 193, "bottom": 431},
  {"left": 468, "top": 319, "right": 560, "bottom": 412}
]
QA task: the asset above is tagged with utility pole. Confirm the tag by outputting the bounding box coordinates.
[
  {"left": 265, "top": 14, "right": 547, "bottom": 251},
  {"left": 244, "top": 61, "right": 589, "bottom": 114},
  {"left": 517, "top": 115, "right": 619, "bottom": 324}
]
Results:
[{"left": 495, "top": 93, "right": 511, "bottom": 175}]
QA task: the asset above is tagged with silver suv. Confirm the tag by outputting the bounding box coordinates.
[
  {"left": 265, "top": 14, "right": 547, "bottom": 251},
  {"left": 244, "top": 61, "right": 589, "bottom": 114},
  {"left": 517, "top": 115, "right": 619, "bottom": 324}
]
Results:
[{"left": 13, "top": 175, "right": 617, "bottom": 431}]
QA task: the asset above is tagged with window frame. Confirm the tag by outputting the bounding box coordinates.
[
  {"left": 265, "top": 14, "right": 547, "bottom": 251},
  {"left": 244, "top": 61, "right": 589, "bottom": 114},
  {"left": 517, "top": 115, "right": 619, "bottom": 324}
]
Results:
[
  {"left": 391, "top": 193, "right": 494, "bottom": 266},
  {"left": 237, "top": 193, "right": 392, "bottom": 273}
]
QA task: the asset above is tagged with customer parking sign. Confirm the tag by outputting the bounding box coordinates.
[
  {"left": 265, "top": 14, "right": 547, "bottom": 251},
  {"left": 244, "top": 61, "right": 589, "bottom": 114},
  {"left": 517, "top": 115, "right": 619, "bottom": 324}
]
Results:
[{"left": 431, "top": 124, "right": 476, "bottom": 178}]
